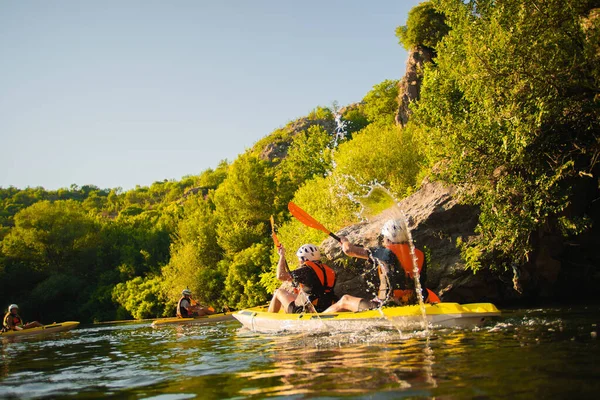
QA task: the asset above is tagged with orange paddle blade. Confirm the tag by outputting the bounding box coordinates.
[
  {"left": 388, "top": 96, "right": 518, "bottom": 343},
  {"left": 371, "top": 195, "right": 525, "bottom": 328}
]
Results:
[
  {"left": 288, "top": 202, "right": 340, "bottom": 242},
  {"left": 426, "top": 289, "right": 441, "bottom": 304}
]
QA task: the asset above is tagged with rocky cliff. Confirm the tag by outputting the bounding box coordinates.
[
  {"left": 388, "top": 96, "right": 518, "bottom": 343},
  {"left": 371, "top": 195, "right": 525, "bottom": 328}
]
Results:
[
  {"left": 395, "top": 46, "right": 433, "bottom": 127},
  {"left": 321, "top": 177, "right": 600, "bottom": 304},
  {"left": 320, "top": 180, "right": 513, "bottom": 304}
]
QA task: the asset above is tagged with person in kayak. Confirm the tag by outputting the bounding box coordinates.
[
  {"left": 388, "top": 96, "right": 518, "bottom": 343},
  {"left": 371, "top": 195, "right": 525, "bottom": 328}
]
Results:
[
  {"left": 323, "top": 219, "right": 440, "bottom": 313},
  {"left": 268, "top": 244, "right": 337, "bottom": 314},
  {"left": 2, "top": 304, "right": 42, "bottom": 332},
  {"left": 176, "top": 289, "right": 215, "bottom": 318}
]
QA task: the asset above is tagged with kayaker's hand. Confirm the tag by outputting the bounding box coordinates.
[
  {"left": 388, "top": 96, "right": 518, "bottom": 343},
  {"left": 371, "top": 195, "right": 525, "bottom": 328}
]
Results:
[
  {"left": 278, "top": 245, "right": 285, "bottom": 257},
  {"left": 339, "top": 235, "right": 351, "bottom": 254}
]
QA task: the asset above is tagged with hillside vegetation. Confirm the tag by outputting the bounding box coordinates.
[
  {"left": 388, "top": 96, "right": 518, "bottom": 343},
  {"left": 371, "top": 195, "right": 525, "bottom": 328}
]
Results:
[{"left": 1, "top": 0, "right": 598, "bottom": 322}]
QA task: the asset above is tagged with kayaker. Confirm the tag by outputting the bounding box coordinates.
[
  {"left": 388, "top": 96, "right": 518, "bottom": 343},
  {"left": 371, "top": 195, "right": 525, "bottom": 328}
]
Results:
[
  {"left": 268, "top": 244, "right": 337, "bottom": 313},
  {"left": 2, "top": 304, "right": 42, "bottom": 332},
  {"left": 323, "top": 219, "right": 440, "bottom": 313},
  {"left": 176, "top": 289, "right": 215, "bottom": 318}
]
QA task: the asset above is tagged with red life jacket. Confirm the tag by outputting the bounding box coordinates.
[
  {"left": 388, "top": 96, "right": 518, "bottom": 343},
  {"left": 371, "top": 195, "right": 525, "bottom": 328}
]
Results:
[{"left": 385, "top": 244, "right": 440, "bottom": 304}]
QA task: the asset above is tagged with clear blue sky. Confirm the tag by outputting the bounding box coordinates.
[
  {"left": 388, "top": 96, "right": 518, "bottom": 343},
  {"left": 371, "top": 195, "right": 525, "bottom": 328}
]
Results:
[{"left": 0, "top": 0, "right": 421, "bottom": 191}]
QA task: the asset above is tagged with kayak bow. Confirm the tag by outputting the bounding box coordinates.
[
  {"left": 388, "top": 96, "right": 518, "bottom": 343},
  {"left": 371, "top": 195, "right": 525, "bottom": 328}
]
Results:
[
  {"left": 0, "top": 321, "right": 80, "bottom": 338},
  {"left": 151, "top": 313, "right": 233, "bottom": 327}
]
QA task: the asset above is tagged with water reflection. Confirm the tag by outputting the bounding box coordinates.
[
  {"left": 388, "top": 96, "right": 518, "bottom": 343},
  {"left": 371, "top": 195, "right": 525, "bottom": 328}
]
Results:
[
  {"left": 235, "top": 328, "right": 438, "bottom": 397},
  {"left": 0, "top": 307, "right": 599, "bottom": 399}
]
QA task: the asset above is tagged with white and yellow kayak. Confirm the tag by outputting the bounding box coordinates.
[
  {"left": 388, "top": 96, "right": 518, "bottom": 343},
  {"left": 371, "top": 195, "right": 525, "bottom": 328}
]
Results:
[
  {"left": 233, "top": 303, "right": 501, "bottom": 333},
  {"left": 151, "top": 313, "right": 234, "bottom": 327},
  {"left": 0, "top": 321, "right": 80, "bottom": 338}
]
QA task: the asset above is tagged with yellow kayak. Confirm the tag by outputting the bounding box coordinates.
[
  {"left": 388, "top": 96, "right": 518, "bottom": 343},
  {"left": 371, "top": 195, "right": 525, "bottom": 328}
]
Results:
[
  {"left": 151, "top": 313, "right": 233, "bottom": 327},
  {"left": 0, "top": 321, "right": 80, "bottom": 338},
  {"left": 233, "top": 303, "right": 501, "bottom": 333}
]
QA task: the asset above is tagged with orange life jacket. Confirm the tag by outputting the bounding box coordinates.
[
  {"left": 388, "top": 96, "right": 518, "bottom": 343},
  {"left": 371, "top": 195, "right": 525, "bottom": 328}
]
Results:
[
  {"left": 296, "top": 261, "right": 336, "bottom": 311},
  {"left": 385, "top": 244, "right": 440, "bottom": 304},
  {"left": 303, "top": 260, "right": 336, "bottom": 293},
  {"left": 3, "top": 312, "right": 23, "bottom": 331},
  {"left": 386, "top": 243, "right": 424, "bottom": 278}
]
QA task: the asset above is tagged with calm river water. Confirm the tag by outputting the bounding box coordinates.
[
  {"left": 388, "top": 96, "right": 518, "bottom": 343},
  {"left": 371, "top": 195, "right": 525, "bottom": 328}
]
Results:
[{"left": 1, "top": 306, "right": 599, "bottom": 399}]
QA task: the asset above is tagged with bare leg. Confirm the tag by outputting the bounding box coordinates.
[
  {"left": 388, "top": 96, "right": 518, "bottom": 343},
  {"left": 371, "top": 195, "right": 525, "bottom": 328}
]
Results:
[
  {"left": 268, "top": 288, "right": 297, "bottom": 313},
  {"left": 193, "top": 306, "right": 215, "bottom": 316},
  {"left": 323, "top": 295, "right": 377, "bottom": 313},
  {"left": 23, "top": 321, "right": 43, "bottom": 329}
]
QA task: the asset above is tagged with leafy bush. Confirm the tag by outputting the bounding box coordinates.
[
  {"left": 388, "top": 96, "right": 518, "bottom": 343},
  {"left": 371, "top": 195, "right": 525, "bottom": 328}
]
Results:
[
  {"left": 333, "top": 122, "right": 422, "bottom": 198},
  {"left": 223, "top": 243, "right": 270, "bottom": 309},
  {"left": 413, "top": 0, "right": 600, "bottom": 269},
  {"left": 112, "top": 275, "right": 169, "bottom": 319},
  {"left": 361, "top": 80, "right": 400, "bottom": 125}
]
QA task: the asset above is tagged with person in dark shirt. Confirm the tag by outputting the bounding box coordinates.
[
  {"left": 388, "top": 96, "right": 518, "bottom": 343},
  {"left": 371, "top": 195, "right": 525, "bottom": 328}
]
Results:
[
  {"left": 323, "top": 219, "right": 440, "bottom": 313},
  {"left": 267, "top": 243, "right": 337, "bottom": 313},
  {"left": 176, "top": 289, "right": 215, "bottom": 318}
]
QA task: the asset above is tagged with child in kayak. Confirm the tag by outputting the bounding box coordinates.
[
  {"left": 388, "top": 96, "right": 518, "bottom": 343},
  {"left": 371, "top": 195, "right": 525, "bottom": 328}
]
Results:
[
  {"left": 2, "top": 304, "right": 42, "bottom": 332},
  {"left": 177, "top": 289, "right": 215, "bottom": 318},
  {"left": 324, "top": 219, "right": 440, "bottom": 313},
  {"left": 268, "top": 244, "right": 337, "bottom": 313}
]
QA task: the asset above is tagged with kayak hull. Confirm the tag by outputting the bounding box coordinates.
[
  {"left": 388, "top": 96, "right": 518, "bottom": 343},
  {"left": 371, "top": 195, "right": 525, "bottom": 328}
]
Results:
[
  {"left": 233, "top": 303, "right": 500, "bottom": 333},
  {"left": 0, "top": 321, "right": 80, "bottom": 338},
  {"left": 151, "top": 313, "right": 233, "bottom": 327}
]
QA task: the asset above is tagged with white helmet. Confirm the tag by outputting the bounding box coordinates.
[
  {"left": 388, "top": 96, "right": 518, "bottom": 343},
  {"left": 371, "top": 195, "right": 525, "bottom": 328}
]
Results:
[
  {"left": 296, "top": 244, "right": 321, "bottom": 262},
  {"left": 182, "top": 289, "right": 192, "bottom": 296},
  {"left": 8, "top": 304, "right": 18, "bottom": 312},
  {"left": 381, "top": 219, "right": 408, "bottom": 243}
]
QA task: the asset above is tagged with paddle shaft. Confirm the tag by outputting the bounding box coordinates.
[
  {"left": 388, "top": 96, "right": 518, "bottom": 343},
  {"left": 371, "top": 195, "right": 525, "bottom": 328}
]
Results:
[
  {"left": 287, "top": 202, "right": 341, "bottom": 243},
  {"left": 270, "top": 215, "right": 289, "bottom": 269}
]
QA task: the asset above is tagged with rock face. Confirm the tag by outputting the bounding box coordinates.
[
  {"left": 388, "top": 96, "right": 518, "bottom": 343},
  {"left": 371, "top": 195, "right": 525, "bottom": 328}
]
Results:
[
  {"left": 395, "top": 46, "right": 434, "bottom": 127},
  {"left": 321, "top": 180, "right": 504, "bottom": 303},
  {"left": 321, "top": 178, "right": 600, "bottom": 305},
  {"left": 259, "top": 117, "right": 337, "bottom": 163}
]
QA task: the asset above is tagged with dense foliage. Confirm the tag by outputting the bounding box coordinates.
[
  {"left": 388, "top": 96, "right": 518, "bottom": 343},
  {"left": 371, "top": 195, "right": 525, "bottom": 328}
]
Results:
[
  {"left": 1, "top": 0, "right": 597, "bottom": 321},
  {"left": 414, "top": 0, "right": 600, "bottom": 270}
]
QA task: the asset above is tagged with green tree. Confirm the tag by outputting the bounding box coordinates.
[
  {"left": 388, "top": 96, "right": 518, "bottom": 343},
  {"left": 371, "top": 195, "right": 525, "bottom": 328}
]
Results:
[
  {"left": 362, "top": 80, "right": 400, "bottom": 125},
  {"left": 333, "top": 122, "right": 422, "bottom": 198},
  {"left": 161, "top": 197, "right": 224, "bottom": 308},
  {"left": 223, "top": 243, "right": 270, "bottom": 309},
  {"left": 396, "top": 1, "right": 450, "bottom": 50},
  {"left": 414, "top": 0, "right": 600, "bottom": 269},
  {"left": 112, "top": 275, "right": 169, "bottom": 319},
  {"left": 2, "top": 200, "right": 101, "bottom": 275},
  {"left": 275, "top": 125, "right": 334, "bottom": 205}
]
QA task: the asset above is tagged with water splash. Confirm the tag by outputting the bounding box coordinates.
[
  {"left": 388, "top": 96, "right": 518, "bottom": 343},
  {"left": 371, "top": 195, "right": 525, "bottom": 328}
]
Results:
[
  {"left": 328, "top": 102, "right": 348, "bottom": 173},
  {"left": 327, "top": 109, "right": 428, "bottom": 323}
]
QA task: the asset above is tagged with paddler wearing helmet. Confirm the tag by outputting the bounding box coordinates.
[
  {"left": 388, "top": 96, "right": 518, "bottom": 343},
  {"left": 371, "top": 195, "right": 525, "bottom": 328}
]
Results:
[
  {"left": 176, "top": 289, "right": 215, "bottom": 318},
  {"left": 323, "top": 219, "right": 440, "bottom": 313},
  {"left": 267, "top": 243, "right": 338, "bottom": 314},
  {"left": 2, "top": 304, "right": 43, "bottom": 332}
]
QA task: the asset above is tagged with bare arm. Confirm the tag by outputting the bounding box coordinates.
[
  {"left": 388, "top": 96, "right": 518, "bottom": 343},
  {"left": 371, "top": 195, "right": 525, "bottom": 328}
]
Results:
[
  {"left": 340, "top": 236, "right": 370, "bottom": 259},
  {"left": 276, "top": 246, "right": 293, "bottom": 282}
]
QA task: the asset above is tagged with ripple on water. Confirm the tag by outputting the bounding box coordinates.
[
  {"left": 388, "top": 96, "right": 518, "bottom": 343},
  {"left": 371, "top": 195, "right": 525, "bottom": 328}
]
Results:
[{"left": 1, "top": 309, "right": 600, "bottom": 399}]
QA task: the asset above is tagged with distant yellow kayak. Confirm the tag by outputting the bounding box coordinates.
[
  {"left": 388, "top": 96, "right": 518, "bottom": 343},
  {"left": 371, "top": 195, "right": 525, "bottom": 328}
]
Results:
[
  {"left": 151, "top": 313, "right": 233, "bottom": 327},
  {"left": 233, "top": 303, "right": 501, "bottom": 333},
  {"left": 0, "top": 321, "right": 80, "bottom": 338}
]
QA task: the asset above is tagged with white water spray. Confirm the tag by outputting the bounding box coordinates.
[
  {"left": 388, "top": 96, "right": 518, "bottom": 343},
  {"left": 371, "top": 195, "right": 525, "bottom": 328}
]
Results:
[{"left": 326, "top": 110, "right": 429, "bottom": 330}]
